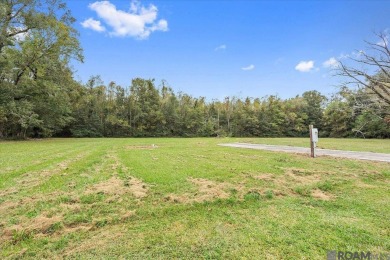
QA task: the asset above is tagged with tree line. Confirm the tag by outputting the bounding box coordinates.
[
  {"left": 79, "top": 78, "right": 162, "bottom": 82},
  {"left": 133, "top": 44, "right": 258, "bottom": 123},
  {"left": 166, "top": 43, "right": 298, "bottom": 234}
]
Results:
[
  {"left": 2, "top": 75, "right": 389, "bottom": 139},
  {"left": 0, "top": 0, "right": 389, "bottom": 139}
]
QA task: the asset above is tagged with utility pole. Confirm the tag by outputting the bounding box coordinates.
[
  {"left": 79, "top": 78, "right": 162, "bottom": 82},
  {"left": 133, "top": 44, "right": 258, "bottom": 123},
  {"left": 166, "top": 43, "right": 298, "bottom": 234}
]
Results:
[{"left": 309, "top": 125, "right": 319, "bottom": 158}]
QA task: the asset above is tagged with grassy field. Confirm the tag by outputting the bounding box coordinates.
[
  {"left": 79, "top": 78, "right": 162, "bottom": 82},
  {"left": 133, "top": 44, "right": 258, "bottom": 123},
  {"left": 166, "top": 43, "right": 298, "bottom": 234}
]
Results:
[{"left": 0, "top": 138, "right": 389, "bottom": 259}]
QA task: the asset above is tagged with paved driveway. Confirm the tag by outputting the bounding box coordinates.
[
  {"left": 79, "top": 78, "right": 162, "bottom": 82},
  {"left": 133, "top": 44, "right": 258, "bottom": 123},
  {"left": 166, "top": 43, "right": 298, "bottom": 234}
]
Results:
[{"left": 218, "top": 143, "right": 390, "bottom": 163}]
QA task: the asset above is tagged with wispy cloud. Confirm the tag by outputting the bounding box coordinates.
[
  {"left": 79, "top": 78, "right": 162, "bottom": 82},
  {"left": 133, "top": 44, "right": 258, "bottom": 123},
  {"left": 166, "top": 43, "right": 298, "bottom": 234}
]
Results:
[
  {"left": 215, "top": 44, "right": 226, "bottom": 51},
  {"left": 83, "top": 0, "right": 168, "bottom": 39},
  {"left": 81, "top": 18, "right": 106, "bottom": 32},
  {"left": 337, "top": 50, "right": 364, "bottom": 60},
  {"left": 242, "top": 64, "right": 255, "bottom": 71},
  {"left": 295, "top": 60, "right": 314, "bottom": 72},
  {"left": 323, "top": 57, "right": 339, "bottom": 68}
]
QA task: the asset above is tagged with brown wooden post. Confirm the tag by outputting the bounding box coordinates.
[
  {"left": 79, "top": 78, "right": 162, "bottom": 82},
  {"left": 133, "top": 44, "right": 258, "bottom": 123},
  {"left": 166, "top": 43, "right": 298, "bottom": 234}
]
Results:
[{"left": 309, "top": 125, "right": 315, "bottom": 158}]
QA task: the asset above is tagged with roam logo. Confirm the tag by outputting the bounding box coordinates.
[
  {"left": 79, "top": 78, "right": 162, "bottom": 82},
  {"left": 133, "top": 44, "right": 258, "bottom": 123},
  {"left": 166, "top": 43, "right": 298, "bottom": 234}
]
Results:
[{"left": 327, "top": 250, "right": 390, "bottom": 260}]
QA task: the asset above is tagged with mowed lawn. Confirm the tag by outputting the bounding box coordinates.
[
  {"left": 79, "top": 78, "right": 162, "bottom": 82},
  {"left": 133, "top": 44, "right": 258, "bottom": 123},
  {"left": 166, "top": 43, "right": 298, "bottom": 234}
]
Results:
[{"left": 0, "top": 138, "right": 389, "bottom": 259}]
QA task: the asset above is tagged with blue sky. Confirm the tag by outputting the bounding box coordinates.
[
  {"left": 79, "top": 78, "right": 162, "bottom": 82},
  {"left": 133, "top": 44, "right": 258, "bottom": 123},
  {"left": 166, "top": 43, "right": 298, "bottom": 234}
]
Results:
[{"left": 68, "top": 0, "right": 389, "bottom": 99}]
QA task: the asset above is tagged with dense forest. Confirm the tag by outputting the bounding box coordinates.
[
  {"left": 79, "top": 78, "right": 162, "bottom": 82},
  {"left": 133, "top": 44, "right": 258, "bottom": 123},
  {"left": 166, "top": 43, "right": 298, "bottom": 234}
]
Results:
[{"left": 1, "top": 0, "right": 389, "bottom": 139}]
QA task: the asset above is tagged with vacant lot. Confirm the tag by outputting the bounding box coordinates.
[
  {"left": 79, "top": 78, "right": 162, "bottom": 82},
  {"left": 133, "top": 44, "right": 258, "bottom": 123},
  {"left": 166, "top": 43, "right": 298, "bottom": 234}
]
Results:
[{"left": 0, "top": 138, "right": 389, "bottom": 259}]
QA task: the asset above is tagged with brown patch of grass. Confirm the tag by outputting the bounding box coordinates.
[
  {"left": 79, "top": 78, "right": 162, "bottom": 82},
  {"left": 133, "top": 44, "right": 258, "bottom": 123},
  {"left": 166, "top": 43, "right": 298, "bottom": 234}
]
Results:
[
  {"left": 86, "top": 176, "right": 148, "bottom": 199},
  {"left": 165, "top": 178, "right": 232, "bottom": 204},
  {"left": 25, "top": 215, "right": 62, "bottom": 233},
  {"left": 272, "top": 189, "right": 288, "bottom": 197},
  {"left": 253, "top": 173, "right": 275, "bottom": 181},
  {"left": 190, "top": 178, "right": 230, "bottom": 201},
  {"left": 121, "top": 210, "right": 136, "bottom": 221},
  {"left": 86, "top": 177, "right": 127, "bottom": 196},
  {"left": 164, "top": 194, "right": 189, "bottom": 203},
  {"left": 0, "top": 201, "right": 18, "bottom": 213},
  {"left": 62, "top": 224, "right": 92, "bottom": 235},
  {"left": 311, "top": 189, "right": 333, "bottom": 201},
  {"left": 0, "top": 187, "right": 18, "bottom": 197},
  {"left": 285, "top": 170, "right": 322, "bottom": 185},
  {"left": 1, "top": 191, "right": 68, "bottom": 218},
  {"left": 16, "top": 173, "right": 42, "bottom": 188},
  {"left": 128, "top": 177, "right": 149, "bottom": 198},
  {"left": 248, "top": 168, "right": 338, "bottom": 199},
  {"left": 3, "top": 214, "right": 63, "bottom": 241}
]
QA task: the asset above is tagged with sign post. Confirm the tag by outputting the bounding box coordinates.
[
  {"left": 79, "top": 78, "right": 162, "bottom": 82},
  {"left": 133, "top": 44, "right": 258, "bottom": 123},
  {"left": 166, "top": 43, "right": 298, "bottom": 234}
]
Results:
[{"left": 309, "top": 125, "right": 318, "bottom": 158}]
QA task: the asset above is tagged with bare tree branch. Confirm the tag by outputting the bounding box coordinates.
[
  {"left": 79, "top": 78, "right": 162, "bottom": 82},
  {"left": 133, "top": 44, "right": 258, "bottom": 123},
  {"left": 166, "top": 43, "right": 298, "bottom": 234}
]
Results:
[{"left": 337, "top": 32, "right": 390, "bottom": 108}]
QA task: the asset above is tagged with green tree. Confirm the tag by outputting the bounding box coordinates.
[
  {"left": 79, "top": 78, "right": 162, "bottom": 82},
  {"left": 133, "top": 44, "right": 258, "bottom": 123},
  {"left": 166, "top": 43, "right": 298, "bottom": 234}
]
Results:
[
  {"left": 302, "top": 90, "right": 327, "bottom": 132},
  {"left": 129, "top": 78, "right": 163, "bottom": 136},
  {"left": 0, "top": 0, "right": 82, "bottom": 138},
  {"left": 323, "top": 94, "right": 353, "bottom": 137}
]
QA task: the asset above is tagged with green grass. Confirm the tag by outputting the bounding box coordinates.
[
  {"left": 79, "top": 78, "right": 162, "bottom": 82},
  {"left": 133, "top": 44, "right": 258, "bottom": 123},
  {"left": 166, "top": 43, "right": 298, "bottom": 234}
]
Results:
[{"left": 0, "top": 138, "right": 389, "bottom": 259}]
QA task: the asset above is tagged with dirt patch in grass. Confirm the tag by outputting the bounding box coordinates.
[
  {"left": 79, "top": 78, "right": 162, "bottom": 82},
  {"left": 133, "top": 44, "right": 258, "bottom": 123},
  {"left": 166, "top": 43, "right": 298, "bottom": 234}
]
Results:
[
  {"left": 285, "top": 169, "right": 322, "bottom": 185},
  {"left": 25, "top": 215, "right": 62, "bottom": 233},
  {"left": 16, "top": 174, "right": 43, "bottom": 189},
  {"left": 62, "top": 224, "right": 93, "bottom": 235},
  {"left": 121, "top": 210, "right": 136, "bottom": 221},
  {"left": 86, "top": 177, "right": 127, "bottom": 196},
  {"left": 190, "top": 178, "right": 230, "bottom": 201},
  {"left": 249, "top": 168, "right": 337, "bottom": 199},
  {"left": 3, "top": 214, "right": 63, "bottom": 242},
  {"left": 128, "top": 177, "right": 148, "bottom": 198},
  {"left": 0, "top": 191, "right": 68, "bottom": 218},
  {"left": 0, "top": 200, "right": 18, "bottom": 213},
  {"left": 165, "top": 178, "right": 233, "bottom": 204},
  {"left": 253, "top": 173, "right": 275, "bottom": 182},
  {"left": 86, "top": 176, "right": 148, "bottom": 199},
  {"left": 0, "top": 187, "right": 18, "bottom": 197},
  {"left": 311, "top": 189, "right": 333, "bottom": 201},
  {"left": 164, "top": 167, "right": 337, "bottom": 204}
]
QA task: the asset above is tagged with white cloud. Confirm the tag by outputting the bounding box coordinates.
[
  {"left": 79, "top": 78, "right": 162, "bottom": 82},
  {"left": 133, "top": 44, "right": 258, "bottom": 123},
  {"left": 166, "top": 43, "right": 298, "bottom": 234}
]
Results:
[
  {"left": 9, "top": 27, "right": 28, "bottom": 41},
  {"left": 81, "top": 18, "right": 106, "bottom": 32},
  {"left": 242, "top": 64, "right": 255, "bottom": 71},
  {"left": 323, "top": 57, "right": 339, "bottom": 68},
  {"left": 86, "top": 0, "right": 168, "bottom": 39},
  {"left": 14, "top": 32, "right": 27, "bottom": 41},
  {"left": 215, "top": 44, "right": 226, "bottom": 51},
  {"left": 295, "top": 60, "right": 314, "bottom": 72}
]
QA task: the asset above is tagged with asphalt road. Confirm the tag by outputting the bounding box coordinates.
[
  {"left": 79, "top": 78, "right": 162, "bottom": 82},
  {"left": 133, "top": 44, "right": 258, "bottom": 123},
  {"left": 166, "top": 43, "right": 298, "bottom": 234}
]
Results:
[{"left": 218, "top": 143, "right": 390, "bottom": 163}]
